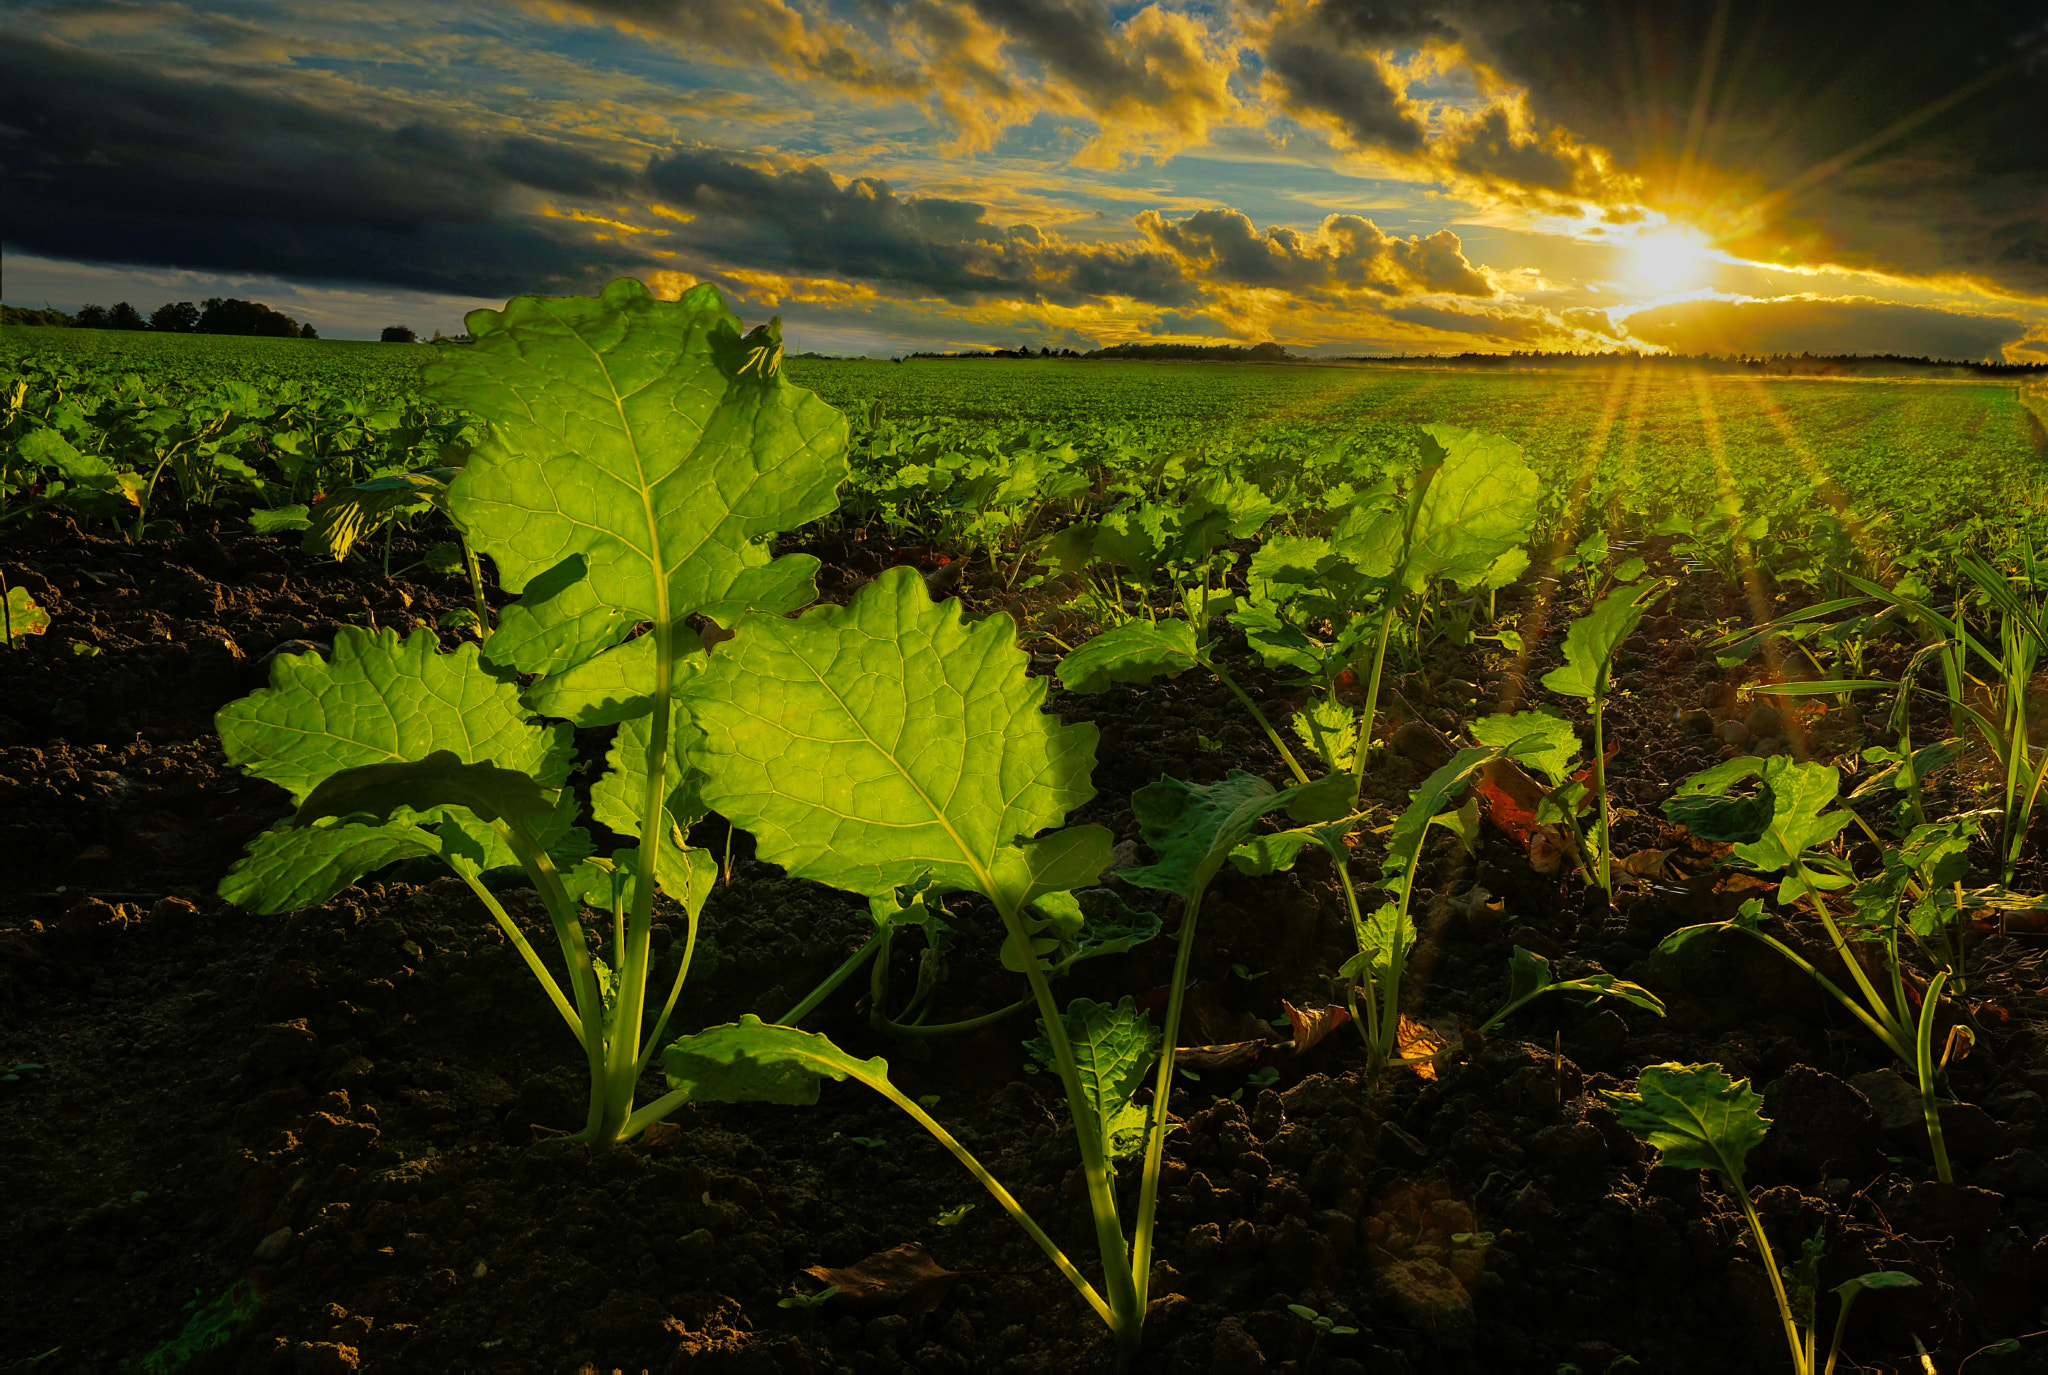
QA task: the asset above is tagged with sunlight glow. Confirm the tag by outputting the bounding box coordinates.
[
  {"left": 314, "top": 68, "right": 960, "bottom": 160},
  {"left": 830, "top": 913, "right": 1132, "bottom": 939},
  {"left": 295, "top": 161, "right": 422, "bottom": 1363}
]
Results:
[{"left": 1628, "top": 229, "right": 1712, "bottom": 293}]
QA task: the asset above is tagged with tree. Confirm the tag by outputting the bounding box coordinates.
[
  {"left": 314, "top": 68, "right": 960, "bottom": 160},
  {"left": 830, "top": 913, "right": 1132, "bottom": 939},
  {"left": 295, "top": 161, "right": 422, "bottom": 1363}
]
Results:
[
  {"left": 198, "top": 297, "right": 302, "bottom": 337},
  {"left": 1, "top": 305, "right": 74, "bottom": 327},
  {"left": 75, "top": 304, "right": 110, "bottom": 329},
  {"left": 381, "top": 325, "right": 417, "bottom": 343},
  {"left": 150, "top": 301, "right": 200, "bottom": 332},
  {"left": 299, "top": 322, "right": 319, "bottom": 340},
  {"left": 106, "top": 302, "right": 148, "bottom": 331}
]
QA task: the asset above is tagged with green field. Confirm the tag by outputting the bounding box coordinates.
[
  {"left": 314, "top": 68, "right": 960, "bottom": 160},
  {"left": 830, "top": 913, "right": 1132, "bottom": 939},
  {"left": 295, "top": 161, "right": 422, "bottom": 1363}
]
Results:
[
  {"left": 787, "top": 357, "right": 2048, "bottom": 548},
  {"left": 6, "top": 324, "right": 2045, "bottom": 561}
]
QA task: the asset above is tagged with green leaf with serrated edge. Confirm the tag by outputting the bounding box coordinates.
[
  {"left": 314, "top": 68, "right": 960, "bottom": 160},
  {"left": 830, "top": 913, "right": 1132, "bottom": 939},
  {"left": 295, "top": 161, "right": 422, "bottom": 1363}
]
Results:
[
  {"left": 423, "top": 280, "right": 848, "bottom": 651},
  {"left": 1541, "top": 582, "right": 1666, "bottom": 701},
  {"left": 1030, "top": 890, "right": 1087, "bottom": 940},
  {"left": 592, "top": 701, "right": 702, "bottom": 836},
  {"left": 1047, "top": 891, "right": 1162, "bottom": 972},
  {"left": 1348, "top": 901, "right": 1416, "bottom": 981},
  {"left": 662, "top": 1015, "right": 893, "bottom": 1107},
  {"left": 1381, "top": 747, "right": 1503, "bottom": 897},
  {"left": 1731, "top": 757, "right": 1853, "bottom": 875},
  {"left": 1403, "top": 426, "right": 1539, "bottom": 592},
  {"left": 565, "top": 841, "right": 717, "bottom": 920},
  {"left": 685, "top": 566, "right": 1098, "bottom": 904},
  {"left": 217, "top": 626, "right": 570, "bottom": 807},
  {"left": 3, "top": 586, "right": 50, "bottom": 642},
  {"left": 1024, "top": 997, "right": 1160, "bottom": 1161},
  {"left": 987, "top": 826, "right": 1116, "bottom": 914},
  {"left": 1057, "top": 618, "right": 1201, "bottom": 693},
  {"left": 1470, "top": 710, "right": 1579, "bottom": 785},
  {"left": 1603, "top": 1062, "right": 1769, "bottom": 1184},
  {"left": 523, "top": 629, "right": 706, "bottom": 728},
  {"left": 219, "top": 818, "right": 442, "bottom": 914},
  {"left": 248, "top": 505, "right": 311, "bottom": 534},
  {"left": 1293, "top": 700, "right": 1358, "bottom": 772},
  {"left": 1481, "top": 546, "right": 1531, "bottom": 591},
  {"left": 294, "top": 751, "right": 556, "bottom": 831},
  {"left": 1248, "top": 535, "right": 1339, "bottom": 591},
  {"left": 1121, "top": 770, "right": 1341, "bottom": 898},
  {"left": 484, "top": 555, "right": 634, "bottom": 676}
]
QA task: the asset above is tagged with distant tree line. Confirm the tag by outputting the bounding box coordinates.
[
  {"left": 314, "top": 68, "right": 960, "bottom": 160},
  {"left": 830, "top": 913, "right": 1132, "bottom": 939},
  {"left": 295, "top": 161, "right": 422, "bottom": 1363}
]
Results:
[
  {"left": 1324, "top": 348, "right": 2048, "bottom": 378},
  {"left": 903, "top": 340, "right": 1294, "bottom": 362},
  {"left": 4, "top": 297, "right": 322, "bottom": 338}
]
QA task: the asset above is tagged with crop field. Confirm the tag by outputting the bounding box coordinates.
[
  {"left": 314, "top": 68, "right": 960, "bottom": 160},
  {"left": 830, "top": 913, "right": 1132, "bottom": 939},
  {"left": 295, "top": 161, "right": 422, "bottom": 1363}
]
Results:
[{"left": 5, "top": 292, "right": 2048, "bottom": 1375}]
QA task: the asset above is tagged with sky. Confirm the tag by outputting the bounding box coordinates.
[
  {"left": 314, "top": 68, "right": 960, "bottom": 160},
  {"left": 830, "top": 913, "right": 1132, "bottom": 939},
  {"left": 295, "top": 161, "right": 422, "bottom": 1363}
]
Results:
[{"left": 3, "top": 0, "right": 2046, "bottom": 358}]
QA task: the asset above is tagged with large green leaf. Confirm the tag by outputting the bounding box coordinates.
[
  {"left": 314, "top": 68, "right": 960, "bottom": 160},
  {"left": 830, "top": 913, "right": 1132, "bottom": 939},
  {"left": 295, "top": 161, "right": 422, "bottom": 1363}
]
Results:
[
  {"left": 1401, "top": 426, "right": 1539, "bottom": 592},
  {"left": 293, "top": 751, "right": 557, "bottom": 830},
  {"left": 219, "top": 817, "right": 442, "bottom": 914},
  {"left": 1541, "top": 582, "right": 1666, "bottom": 701},
  {"left": 424, "top": 278, "right": 848, "bottom": 654},
  {"left": 662, "top": 1014, "right": 894, "bottom": 1106},
  {"left": 217, "top": 626, "right": 570, "bottom": 805},
  {"left": 1603, "top": 1062, "right": 1769, "bottom": 1186},
  {"left": 1662, "top": 756, "right": 1773, "bottom": 842},
  {"left": 1024, "top": 997, "right": 1160, "bottom": 1161},
  {"left": 1057, "top": 619, "right": 1201, "bottom": 693},
  {"left": 1731, "top": 757, "right": 1854, "bottom": 875},
  {"left": 522, "top": 629, "right": 705, "bottom": 728},
  {"left": 686, "top": 565, "right": 1102, "bottom": 903},
  {"left": 1469, "top": 709, "right": 1579, "bottom": 785}
]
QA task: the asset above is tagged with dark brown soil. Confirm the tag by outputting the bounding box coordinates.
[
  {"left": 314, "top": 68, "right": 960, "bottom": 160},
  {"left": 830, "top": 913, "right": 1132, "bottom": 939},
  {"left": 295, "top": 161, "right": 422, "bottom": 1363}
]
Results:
[{"left": 5, "top": 509, "right": 2048, "bottom": 1375}]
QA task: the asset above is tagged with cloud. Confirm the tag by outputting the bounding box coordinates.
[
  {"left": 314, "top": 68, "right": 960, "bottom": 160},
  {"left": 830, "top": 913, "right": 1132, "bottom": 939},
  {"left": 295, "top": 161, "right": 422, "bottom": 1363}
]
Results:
[
  {"left": 544, "top": 0, "right": 919, "bottom": 93},
  {"left": 1260, "top": 39, "right": 1428, "bottom": 153},
  {"left": 644, "top": 149, "right": 1199, "bottom": 305},
  {"left": 1617, "top": 294, "right": 2035, "bottom": 362},
  {"left": 1136, "top": 208, "right": 1495, "bottom": 297},
  {"left": 0, "top": 34, "right": 649, "bottom": 296}
]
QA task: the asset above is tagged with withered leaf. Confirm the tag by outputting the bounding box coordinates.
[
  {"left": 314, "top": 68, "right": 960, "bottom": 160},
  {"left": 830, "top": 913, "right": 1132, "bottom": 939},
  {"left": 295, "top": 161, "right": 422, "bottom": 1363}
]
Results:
[
  {"left": 803, "top": 1243, "right": 969, "bottom": 1316},
  {"left": 1175, "top": 1040, "right": 1269, "bottom": 1073},
  {"left": 1281, "top": 1000, "right": 1351, "bottom": 1056},
  {"left": 1393, "top": 1014, "right": 1446, "bottom": 1080}
]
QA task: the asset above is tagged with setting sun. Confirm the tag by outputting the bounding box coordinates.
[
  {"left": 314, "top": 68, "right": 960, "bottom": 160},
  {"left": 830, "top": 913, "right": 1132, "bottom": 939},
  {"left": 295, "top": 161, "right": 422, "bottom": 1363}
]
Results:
[{"left": 1628, "top": 228, "right": 1712, "bottom": 293}]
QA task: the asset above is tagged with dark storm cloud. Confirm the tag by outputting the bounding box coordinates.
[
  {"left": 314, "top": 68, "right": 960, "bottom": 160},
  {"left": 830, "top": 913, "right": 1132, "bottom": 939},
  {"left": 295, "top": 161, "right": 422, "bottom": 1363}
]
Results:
[
  {"left": 1290, "top": 0, "right": 2048, "bottom": 292},
  {"left": 644, "top": 149, "right": 1197, "bottom": 305},
  {"left": 963, "top": 0, "right": 1183, "bottom": 108},
  {"left": 1261, "top": 40, "right": 1427, "bottom": 152},
  {"left": 0, "top": 36, "right": 646, "bottom": 295}
]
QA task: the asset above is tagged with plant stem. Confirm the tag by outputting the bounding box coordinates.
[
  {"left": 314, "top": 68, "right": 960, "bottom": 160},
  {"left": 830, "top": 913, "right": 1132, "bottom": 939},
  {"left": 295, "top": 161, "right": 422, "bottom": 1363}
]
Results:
[
  {"left": 1351, "top": 598, "right": 1400, "bottom": 803},
  {"left": 992, "top": 893, "right": 1142, "bottom": 1362},
  {"left": 1206, "top": 659, "right": 1310, "bottom": 784},
  {"left": 1591, "top": 683, "right": 1612, "bottom": 898},
  {"left": 1132, "top": 886, "right": 1205, "bottom": 1306},
  {"left": 780, "top": 929, "right": 884, "bottom": 1026},
  {"left": 1915, "top": 970, "right": 1955, "bottom": 1185},
  {"left": 1734, "top": 1177, "right": 1813, "bottom": 1375},
  {"left": 451, "top": 856, "right": 580, "bottom": 1038}
]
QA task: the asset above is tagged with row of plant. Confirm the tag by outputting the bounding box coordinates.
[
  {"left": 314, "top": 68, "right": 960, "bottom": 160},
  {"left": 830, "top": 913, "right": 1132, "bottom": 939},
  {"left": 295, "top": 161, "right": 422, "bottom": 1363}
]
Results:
[{"left": 172, "top": 282, "right": 2044, "bottom": 1370}]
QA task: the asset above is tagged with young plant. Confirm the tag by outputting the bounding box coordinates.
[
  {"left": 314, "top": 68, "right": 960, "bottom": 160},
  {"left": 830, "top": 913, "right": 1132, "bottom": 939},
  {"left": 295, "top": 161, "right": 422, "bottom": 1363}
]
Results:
[
  {"left": 1059, "top": 425, "right": 1538, "bottom": 804},
  {"left": 1606, "top": 1063, "right": 1918, "bottom": 1375},
  {"left": 1658, "top": 757, "right": 2027, "bottom": 1182},
  {"left": 655, "top": 575, "right": 1357, "bottom": 1369},
  {"left": 213, "top": 279, "right": 848, "bottom": 1149},
  {"left": 1539, "top": 580, "right": 1670, "bottom": 897}
]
